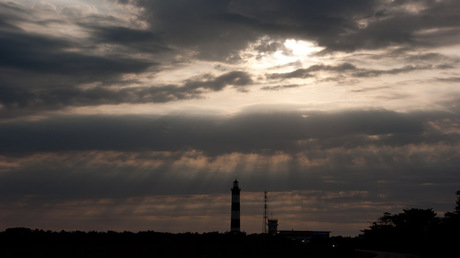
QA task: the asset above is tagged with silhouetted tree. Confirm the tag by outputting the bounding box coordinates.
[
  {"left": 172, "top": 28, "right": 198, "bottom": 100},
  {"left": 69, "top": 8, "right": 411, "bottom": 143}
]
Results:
[
  {"left": 456, "top": 189, "right": 460, "bottom": 212},
  {"left": 444, "top": 189, "right": 460, "bottom": 221},
  {"left": 361, "top": 189, "right": 460, "bottom": 257},
  {"left": 362, "top": 208, "right": 439, "bottom": 253},
  {"left": 437, "top": 189, "right": 460, "bottom": 256}
]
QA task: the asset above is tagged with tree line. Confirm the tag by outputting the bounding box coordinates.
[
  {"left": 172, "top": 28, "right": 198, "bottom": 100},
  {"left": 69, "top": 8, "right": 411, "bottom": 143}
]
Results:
[{"left": 356, "top": 190, "right": 460, "bottom": 257}]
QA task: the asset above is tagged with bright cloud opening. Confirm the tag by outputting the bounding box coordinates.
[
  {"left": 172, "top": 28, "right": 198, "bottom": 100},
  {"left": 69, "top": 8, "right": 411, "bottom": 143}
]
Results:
[
  {"left": 284, "top": 39, "right": 323, "bottom": 56},
  {"left": 239, "top": 37, "right": 325, "bottom": 73}
]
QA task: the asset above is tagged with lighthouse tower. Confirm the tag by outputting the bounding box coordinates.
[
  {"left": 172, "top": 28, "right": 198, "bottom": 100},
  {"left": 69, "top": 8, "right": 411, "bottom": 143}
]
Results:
[{"left": 231, "top": 179, "right": 241, "bottom": 233}]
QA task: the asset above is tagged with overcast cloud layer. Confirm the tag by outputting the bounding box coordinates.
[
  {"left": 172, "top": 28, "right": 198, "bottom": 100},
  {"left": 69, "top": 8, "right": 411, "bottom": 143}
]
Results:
[{"left": 1, "top": 0, "right": 459, "bottom": 236}]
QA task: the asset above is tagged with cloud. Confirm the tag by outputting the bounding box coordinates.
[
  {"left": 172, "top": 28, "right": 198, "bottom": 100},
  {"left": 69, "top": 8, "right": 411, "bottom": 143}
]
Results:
[
  {"left": 1, "top": 0, "right": 458, "bottom": 118},
  {"left": 136, "top": 0, "right": 265, "bottom": 61},
  {"left": 133, "top": 0, "right": 460, "bottom": 59},
  {"left": 352, "top": 64, "right": 453, "bottom": 77},
  {"left": 404, "top": 52, "right": 460, "bottom": 63},
  {"left": 0, "top": 107, "right": 458, "bottom": 235},
  {"left": 1, "top": 108, "right": 458, "bottom": 155},
  {"left": 266, "top": 63, "right": 357, "bottom": 79},
  {"left": 86, "top": 25, "right": 170, "bottom": 54},
  {"left": 183, "top": 71, "right": 253, "bottom": 91},
  {"left": 0, "top": 188, "right": 425, "bottom": 235},
  {"left": 433, "top": 77, "right": 460, "bottom": 83},
  {"left": 261, "top": 84, "right": 301, "bottom": 91},
  {"left": 350, "top": 86, "right": 391, "bottom": 93},
  {"left": 0, "top": 2, "right": 158, "bottom": 79},
  {"left": 0, "top": 30, "right": 153, "bottom": 76},
  {"left": 0, "top": 3, "right": 160, "bottom": 117},
  {"left": 0, "top": 3, "right": 257, "bottom": 116},
  {"left": 0, "top": 71, "right": 252, "bottom": 117},
  {"left": 2, "top": 142, "right": 458, "bottom": 199},
  {"left": 266, "top": 62, "right": 454, "bottom": 80},
  {"left": 1, "top": 145, "right": 458, "bottom": 235}
]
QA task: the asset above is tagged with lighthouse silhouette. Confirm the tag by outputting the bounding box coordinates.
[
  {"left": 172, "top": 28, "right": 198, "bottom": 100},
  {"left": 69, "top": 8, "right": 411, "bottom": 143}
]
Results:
[{"left": 230, "top": 179, "right": 241, "bottom": 233}]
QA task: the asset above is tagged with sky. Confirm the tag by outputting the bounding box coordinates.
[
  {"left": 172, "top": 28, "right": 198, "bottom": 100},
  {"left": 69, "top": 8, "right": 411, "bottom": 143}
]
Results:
[{"left": 0, "top": 0, "right": 459, "bottom": 236}]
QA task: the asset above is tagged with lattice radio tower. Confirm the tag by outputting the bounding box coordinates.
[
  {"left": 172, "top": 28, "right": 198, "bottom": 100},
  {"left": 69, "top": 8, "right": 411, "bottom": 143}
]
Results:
[{"left": 263, "top": 191, "right": 268, "bottom": 234}]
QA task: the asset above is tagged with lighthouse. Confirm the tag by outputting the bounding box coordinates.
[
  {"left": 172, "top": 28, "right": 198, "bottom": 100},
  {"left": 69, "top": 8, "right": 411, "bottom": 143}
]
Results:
[{"left": 231, "top": 179, "right": 241, "bottom": 233}]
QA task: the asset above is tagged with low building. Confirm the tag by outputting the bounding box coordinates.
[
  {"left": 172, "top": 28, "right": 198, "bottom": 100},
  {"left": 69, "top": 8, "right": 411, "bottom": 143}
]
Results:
[
  {"left": 267, "top": 219, "right": 278, "bottom": 236},
  {"left": 278, "top": 230, "right": 330, "bottom": 243}
]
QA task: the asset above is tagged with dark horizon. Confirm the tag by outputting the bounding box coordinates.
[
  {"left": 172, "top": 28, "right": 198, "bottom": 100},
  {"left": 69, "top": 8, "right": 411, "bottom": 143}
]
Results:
[{"left": 1, "top": 189, "right": 459, "bottom": 258}]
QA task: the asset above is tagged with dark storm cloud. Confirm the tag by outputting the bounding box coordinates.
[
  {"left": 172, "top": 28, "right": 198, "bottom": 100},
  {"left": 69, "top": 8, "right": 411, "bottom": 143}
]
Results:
[
  {"left": 86, "top": 25, "right": 170, "bottom": 53},
  {"left": 0, "top": 30, "right": 152, "bottom": 77},
  {"left": 136, "top": 0, "right": 265, "bottom": 61},
  {"left": 0, "top": 108, "right": 458, "bottom": 219},
  {"left": 1, "top": 0, "right": 458, "bottom": 118},
  {"left": 266, "top": 62, "right": 453, "bottom": 80},
  {"left": 0, "top": 1, "right": 174, "bottom": 117},
  {"left": 0, "top": 2, "right": 255, "bottom": 115},
  {"left": 0, "top": 2, "right": 161, "bottom": 77},
  {"left": 135, "top": 0, "right": 459, "bottom": 59},
  {"left": 1, "top": 108, "right": 458, "bottom": 155},
  {"left": 183, "top": 71, "right": 253, "bottom": 91},
  {"left": 0, "top": 1, "right": 261, "bottom": 115},
  {"left": 1, "top": 104, "right": 458, "bottom": 235},
  {"left": 267, "top": 63, "right": 357, "bottom": 79},
  {"left": 2, "top": 138, "right": 458, "bottom": 199},
  {"left": 404, "top": 52, "right": 460, "bottom": 63},
  {"left": 314, "top": 0, "right": 460, "bottom": 52},
  {"left": 352, "top": 64, "right": 453, "bottom": 77},
  {"left": 0, "top": 71, "right": 252, "bottom": 117}
]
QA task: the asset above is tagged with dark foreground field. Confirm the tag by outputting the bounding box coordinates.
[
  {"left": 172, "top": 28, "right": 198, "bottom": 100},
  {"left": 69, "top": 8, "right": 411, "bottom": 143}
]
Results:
[
  {"left": 2, "top": 227, "right": 458, "bottom": 258},
  {"left": 0, "top": 228, "right": 356, "bottom": 258}
]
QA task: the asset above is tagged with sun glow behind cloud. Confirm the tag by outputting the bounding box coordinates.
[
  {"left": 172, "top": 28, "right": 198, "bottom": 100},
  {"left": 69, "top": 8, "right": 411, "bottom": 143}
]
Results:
[
  {"left": 284, "top": 39, "right": 324, "bottom": 57},
  {"left": 238, "top": 37, "right": 325, "bottom": 72}
]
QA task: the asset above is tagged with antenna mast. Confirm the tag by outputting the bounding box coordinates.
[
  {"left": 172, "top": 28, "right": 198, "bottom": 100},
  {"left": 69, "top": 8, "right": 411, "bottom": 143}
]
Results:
[{"left": 263, "top": 191, "right": 268, "bottom": 233}]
